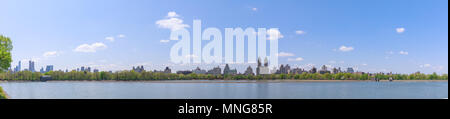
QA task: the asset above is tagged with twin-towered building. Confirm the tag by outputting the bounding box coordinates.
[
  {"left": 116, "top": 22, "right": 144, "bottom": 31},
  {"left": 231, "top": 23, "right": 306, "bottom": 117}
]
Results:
[
  {"left": 256, "top": 57, "right": 270, "bottom": 75},
  {"left": 12, "top": 60, "right": 54, "bottom": 73}
]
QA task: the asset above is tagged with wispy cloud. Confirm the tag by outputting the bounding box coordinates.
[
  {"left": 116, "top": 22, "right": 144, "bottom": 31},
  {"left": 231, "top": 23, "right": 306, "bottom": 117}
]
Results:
[
  {"left": 288, "top": 57, "right": 304, "bottom": 62},
  {"left": 74, "top": 42, "right": 107, "bottom": 53},
  {"left": 156, "top": 12, "right": 189, "bottom": 31},
  {"left": 43, "top": 51, "right": 62, "bottom": 58},
  {"left": 167, "top": 11, "right": 180, "bottom": 18},
  {"left": 105, "top": 36, "right": 115, "bottom": 42},
  {"left": 338, "top": 46, "right": 354, "bottom": 52},
  {"left": 117, "top": 34, "right": 126, "bottom": 38},
  {"left": 251, "top": 8, "right": 258, "bottom": 11},
  {"left": 420, "top": 64, "right": 432, "bottom": 68},
  {"left": 396, "top": 27, "right": 405, "bottom": 33},
  {"left": 399, "top": 51, "right": 409, "bottom": 55},
  {"left": 278, "top": 52, "right": 295, "bottom": 57},
  {"left": 295, "top": 30, "right": 306, "bottom": 35}
]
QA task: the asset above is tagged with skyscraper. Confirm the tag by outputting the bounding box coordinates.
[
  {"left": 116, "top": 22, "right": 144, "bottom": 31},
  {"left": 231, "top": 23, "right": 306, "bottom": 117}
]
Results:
[
  {"left": 28, "top": 60, "right": 35, "bottom": 72},
  {"left": 14, "top": 61, "right": 21, "bottom": 72},
  {"left": 18, "top": 61, "right": 21, "bottom": 71},
  {"left": 45, "top": 65, "right": 54, "bottom": 72}
]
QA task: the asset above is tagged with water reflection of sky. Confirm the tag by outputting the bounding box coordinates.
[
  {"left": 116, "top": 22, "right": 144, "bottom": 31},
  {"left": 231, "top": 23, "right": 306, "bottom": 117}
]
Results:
[{"left": 0, "top": 81, "right": 447, "bottom": 99}]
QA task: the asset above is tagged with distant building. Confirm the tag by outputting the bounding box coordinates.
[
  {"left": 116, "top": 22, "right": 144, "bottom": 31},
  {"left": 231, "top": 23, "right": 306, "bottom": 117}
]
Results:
[
  {"left": 28, "top": 60, "right": 35, "bottom": 72},
  {"left": 132, "top": 66, "right": 145, "bottom": 73},
  {"left": 256, "top": 57, "right": 270, "bottom": 75},
  {"left": 45, "top": 65, "right": 54, "bottom": 73},
  {"left": 193, "top": 67, "right": 207, "bottom": 74},
  {"left": 332, "top": 67, "right": 342, "bottom": 74},
  {"left": 228, "top": 69, "right": 238, "bottom": 75},
  {"left": 40, "top": 75, "right": 52, "bottom": 81},
  {"left": 223, "top": 64, "right": 237, "bottom": 75},
  {"left": 87, "top": 67, "right": 91, "bottom": 72},
  {"left": 154, "top": 67, "right": 171, "bottom": 74},
  {"left": 355, "top": 72, "right": 365, "bottom": 75},
  {"left": 207, "top": 66, "right": 222, "bottom": 75},
  {"left": 164, "top": 67, "right": 172, "bottom": 74},
  {"left": 94, "top": 69, "right": 99, "bottom": 73},
  {"left": 347, "top": 67, "right": 355, "bottom": 74},
  {"left": 177, "top": 70, "right": 193, "bottom": 75},
  {"left": 309, "top": 67, "right": 317, "bottom": 74},
  {"left": 290, "top": 68, "right": 306, "bottom": 74},
  {"left": 244, "top": 66, "right": 254, "bottom": 75},
  {"left": 276, "top": 64, "right": 291, "bottom": 74},
  {"left": 40, "top": 67, "right": 45, "bottom": 73},
  {"left": 14, "top": 61, "right": 21, "bottom": 72},
  {"left": 319, "top": 65, "right": 331, "bottom": 74}
]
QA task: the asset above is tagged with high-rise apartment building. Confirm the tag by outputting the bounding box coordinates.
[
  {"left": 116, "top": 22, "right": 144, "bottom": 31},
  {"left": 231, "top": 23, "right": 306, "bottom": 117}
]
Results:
[{"left": 28, "top": 60, "right": 35, "bottom": 72}]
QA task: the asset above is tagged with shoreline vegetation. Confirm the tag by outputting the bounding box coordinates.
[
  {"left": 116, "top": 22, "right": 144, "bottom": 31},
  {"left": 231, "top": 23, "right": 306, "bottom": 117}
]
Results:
[
  {"left": 1, "top": 79, "right": 448, "bottom": 84},
  {"left": 0, "top": 86, "right": 8, "bottom": 99},
  {"left": 0, "top": 70, "right": 447, "bottom": 81}
]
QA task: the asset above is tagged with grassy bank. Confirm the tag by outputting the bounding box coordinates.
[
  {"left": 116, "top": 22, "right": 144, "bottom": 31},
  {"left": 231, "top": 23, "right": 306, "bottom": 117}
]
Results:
[{"left": 0, "top": 86, "right": 7, "bottom": 99}]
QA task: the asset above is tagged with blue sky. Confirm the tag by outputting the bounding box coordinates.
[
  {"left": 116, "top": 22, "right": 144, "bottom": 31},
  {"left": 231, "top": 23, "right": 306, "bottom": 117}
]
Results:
[{"left": 0, "top": 0, "right": 448, "bottom": 74}]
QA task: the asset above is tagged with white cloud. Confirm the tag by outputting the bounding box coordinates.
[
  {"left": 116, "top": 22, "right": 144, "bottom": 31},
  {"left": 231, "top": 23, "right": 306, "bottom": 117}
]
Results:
[
  {"left": 396, "top": 27, "right": 405, "bottom": 33},
  {"left": 117, "top": 34, "right": 126, "bottom": 38},
  {"left": 278, "top": 52, "right": 295, "bottom": 57},
  {"left": 105, "top": 37, "right": 115, "bottom": 42},
  {"left": 267, "top": 28, "right": 284, "bottom": 40},
  {"left": 252, "top": 8, "right": 258, "bottom": 11},
  {"left": 167, "top": 12, "right": 180, "bottom": 18},
  {"left": 295, "top": 30, "right": 306, "bottom": 35},
  {"left": 43, "top": 51, "right": 61, "bottom": 57},
  {"left": 420, "top": 64, "right": 432, "bottom": 68},
  {"left": 288, "top": 57, "right": 304, "bottom": 62},
  {"left": 160, "top": 40, "right": 170, "bottom": 43},
  {"left": 156, "top": 12, "right": 189, "bottom": 31},
  {"left": 74, "top": 42, "right": 107, "bottom": 53},
  {"left": 338, "top": 46, "right": 354, "bottom": 52},
  {"left": 399, "top": 51, "right": 409, "bottom": 55}
]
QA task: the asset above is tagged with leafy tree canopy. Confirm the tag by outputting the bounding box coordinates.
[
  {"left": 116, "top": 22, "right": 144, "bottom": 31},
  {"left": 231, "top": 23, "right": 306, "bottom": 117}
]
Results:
[{"left": 0, "top": 35, "right": 13, "bottom": 72}]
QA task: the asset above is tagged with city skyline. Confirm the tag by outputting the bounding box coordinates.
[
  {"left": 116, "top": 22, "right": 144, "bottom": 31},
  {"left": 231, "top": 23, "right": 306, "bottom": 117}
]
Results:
[
  {"left": 5, "top": 59, "right": 433, "bottom": 76},
  {"left": 1, "top": 0, "right": 448, "bottom": 74}
]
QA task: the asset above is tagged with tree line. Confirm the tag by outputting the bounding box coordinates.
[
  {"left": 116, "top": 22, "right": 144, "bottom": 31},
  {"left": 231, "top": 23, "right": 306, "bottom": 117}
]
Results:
[{"left": 0, "top": 70, "right": 447, "bottom": 81}]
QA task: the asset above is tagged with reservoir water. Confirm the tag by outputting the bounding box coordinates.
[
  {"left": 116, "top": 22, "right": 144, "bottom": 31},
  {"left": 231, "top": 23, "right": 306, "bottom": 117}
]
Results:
[{"left": 0, "top": 81, "right": 447, "bottom": 99}]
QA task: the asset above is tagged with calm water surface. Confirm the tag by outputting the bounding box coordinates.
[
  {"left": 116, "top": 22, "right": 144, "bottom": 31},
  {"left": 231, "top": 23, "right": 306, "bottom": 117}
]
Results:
[{"left": 0, "top": 81, "right": 447, "bottom": 99}]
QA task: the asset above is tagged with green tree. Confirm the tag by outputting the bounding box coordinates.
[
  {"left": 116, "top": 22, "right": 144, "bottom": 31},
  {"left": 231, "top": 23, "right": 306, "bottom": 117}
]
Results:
[
  {"left": 0, "top": 35, "right": 13, "bottom": 72},
  {"left": 0, "top": 86, "right": 8, "bottom": 99}
]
